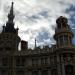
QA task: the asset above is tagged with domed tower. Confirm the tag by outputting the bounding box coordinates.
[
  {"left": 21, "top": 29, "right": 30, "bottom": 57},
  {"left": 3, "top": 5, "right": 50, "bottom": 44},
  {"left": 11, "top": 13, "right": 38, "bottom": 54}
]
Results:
[
  {"left": 54, "top": 16, "right": 73, "bottom": 47},
  {"left": 0, "top": 2, "right": 21, "bottom": 52}
]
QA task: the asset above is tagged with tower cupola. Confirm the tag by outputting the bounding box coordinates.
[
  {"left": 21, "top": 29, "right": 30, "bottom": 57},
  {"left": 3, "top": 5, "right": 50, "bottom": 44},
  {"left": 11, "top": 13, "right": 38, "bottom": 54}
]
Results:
[
  {"left": 54, "top": 16, "right": 73, "bottom": 47},
  {"left": 56, "top": 16, "right": 68, "bottom": 29}
]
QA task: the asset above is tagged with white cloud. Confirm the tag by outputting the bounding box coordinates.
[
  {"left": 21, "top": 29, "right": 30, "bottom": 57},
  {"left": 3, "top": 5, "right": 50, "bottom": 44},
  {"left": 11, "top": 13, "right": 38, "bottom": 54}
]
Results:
[{"left": 0, "top": 0, "right": 75, "bottom": 48}]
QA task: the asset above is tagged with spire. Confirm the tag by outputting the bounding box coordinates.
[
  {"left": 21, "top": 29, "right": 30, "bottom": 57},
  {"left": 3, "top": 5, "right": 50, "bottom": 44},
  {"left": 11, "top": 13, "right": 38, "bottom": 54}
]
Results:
[
  {"left": 35, "top": 38, "right": 37, "bottom": 48},
  {"left": 4, "top": 2, "right": 16, "bottom": 33},
  {"left": 2, "top": 24, "right": 6, "bottom": 33},
  {"left": 8, "top": 2, "right": 14, "bottom": 23}
]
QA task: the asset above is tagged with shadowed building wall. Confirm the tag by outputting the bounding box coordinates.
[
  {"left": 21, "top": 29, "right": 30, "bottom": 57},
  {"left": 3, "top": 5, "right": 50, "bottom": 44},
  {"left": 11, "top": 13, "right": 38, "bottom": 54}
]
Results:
[{"left": 0, "top": 2, "right": 75, "bottom": 75}]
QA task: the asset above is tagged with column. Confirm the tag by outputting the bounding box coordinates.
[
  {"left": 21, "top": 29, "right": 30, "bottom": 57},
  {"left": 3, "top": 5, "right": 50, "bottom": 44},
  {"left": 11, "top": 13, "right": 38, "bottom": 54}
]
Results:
[
  {"left": 61, "top": 55, "right": 65, "bottom": 75},
  {"left": 28, "top": 71, "right": 32, "bottom": 75},
  {"left": 61, "top": 64, "right": 65, "bottom": 75},
  {"left": 61, "top": 55, "right": 63, "bottom": 62},
  {"left": 0, "top": 57, "right": 1, "bottom": 75},
  {"left": 68, "top": 35, "right": 71, "bottom": 46},
  {"left": 28, "top": 58, "right": 32, "bottom": 67},
  {"left": 48, "top": 70, "right": 51, "bottom": 75},
  {"left": 0, "top": 69, "right": 1, "bottom": 75},
  {"left": 57, "top": 55, "right": 61, "bottom": 75},
  {"left": 58, "top": 37, "right": 60, "bottom": 47},
  {"left": 57, "top": 54, "right": 59, "bottom": 62},
  {"left": 48, "top": 57, "right": 50, "bottom": 65},
  {"left": 9, "top": 57, "right": 11, "bottom": 75},
  {"left": 39, "top": 70, "right": 41, "bottom": 75},
  {"left": 38, "top": 58, "right": 41, "bottom": 66},
  {"left": 63, "top": 35, "right": 65, "bottom": 46},
  {"left": 12, "top": 56, "right": 15, "bottom": 75},
  {"left": 25, "top": 70, "right": 28, "bottom": 75},
  {"left": 73, "top": 55, "right": 75, "bottom": 75},
  {"left": 73, "top": 54, "right": 75, "bottom": 63}
]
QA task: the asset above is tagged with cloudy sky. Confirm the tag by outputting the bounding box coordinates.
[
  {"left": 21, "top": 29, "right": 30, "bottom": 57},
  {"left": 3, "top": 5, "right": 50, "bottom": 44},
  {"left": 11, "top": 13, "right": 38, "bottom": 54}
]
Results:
[{"left": 0, "top": 0, "right": 75, "bottom": 48}]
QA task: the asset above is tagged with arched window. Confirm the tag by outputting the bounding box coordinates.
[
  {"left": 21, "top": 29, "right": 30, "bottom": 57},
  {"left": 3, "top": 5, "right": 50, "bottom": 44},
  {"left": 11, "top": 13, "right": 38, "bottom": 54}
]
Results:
[
  {"left": 65, "top": 65, "right": 74, "bottom": 75},
  {"left": 64, "top": 35, "right": 68, "bottom": 45},
  {"left": 59, "top": 36, "right": 63, "bottom": 46}
]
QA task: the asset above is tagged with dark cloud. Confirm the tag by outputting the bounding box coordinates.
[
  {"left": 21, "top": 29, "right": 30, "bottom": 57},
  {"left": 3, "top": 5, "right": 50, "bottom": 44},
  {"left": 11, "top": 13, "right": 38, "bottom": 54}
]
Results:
[
  {"left": 72, "top": 29, "right": 75, "bottom": 44},
  {"left": 36, "top": 28, "right": 50, "bottom": 43},
  {"left": 29, "top": 15, "right": 41, "bottom": 20},
  {"left": 39, "top": 10, "right": 49, "bottom": 18},
  {"left": 24, "top": 10, "right": 49, "bottom": 23},
  {"left": 65, "top": 4, "right": 75, "bottom": 45},
  {"left": 65, "top": 4, "right": 75, "bottom": 26},
  {"left": 25, "top": 15, "right": 40, "bottom": 23},
  {"left": 66, "top": 5, "right": 75, "bottom": 13}
]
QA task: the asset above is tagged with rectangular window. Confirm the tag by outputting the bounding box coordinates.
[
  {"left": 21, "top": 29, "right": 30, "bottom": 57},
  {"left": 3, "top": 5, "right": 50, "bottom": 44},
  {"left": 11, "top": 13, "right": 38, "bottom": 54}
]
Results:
[
  {"left": 16, "top": 56, "right": 25, "bottom": 66},
  {"left": 1, "top": 70, "right": 7, "bottom": 75},
  {"left": 32, "top": 58, "right": 38, "bottom": 66},
  {"left": 54, "top": 56, "right": 57, "bottom": 64},
  {"left": 44, "top": 58, "right": 48, "bottom": 64},
  {"left": 59, "top": 36, "right": 63, "bottom": 46},
  {"left": 32, "top": 71, "right": 39, "bottom": 75},
  {"left": 42, "top": 70, "right": 48, "bottom": 75},
  {"left": 64, "top": 35, "right": 68, "bottom": 45},
  {"left": 2, "top": 57, "right": 8, "bottom": 66},
  {"left": 41, "top": 58, "right": 44, "bottom": 65},
  {"left": 69, "top": 37, "right": 71, "bottom": 44},
  {"left": 50, "top": 56, "right": 54, "bottom": 64},
  {"left": 16, "top": 70, "right": 24, "bottom": 75},
  {"left": 51, "top": 69, "right": 58, "bottom": 75},
  {"left": 16, "top": 57, "right": 20, "bottom": 66},
  {"left": 32, "top": 59, "right": 35, "bottom": 66},
  {"left": 41, "top": 57, "right": 48, "bottom": 65}
]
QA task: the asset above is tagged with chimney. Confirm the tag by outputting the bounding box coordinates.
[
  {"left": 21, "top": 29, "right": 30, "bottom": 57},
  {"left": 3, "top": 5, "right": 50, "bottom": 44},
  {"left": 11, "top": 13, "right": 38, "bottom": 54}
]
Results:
[{"left": 21, "top": 40, "right": 28, "bottom": 50}]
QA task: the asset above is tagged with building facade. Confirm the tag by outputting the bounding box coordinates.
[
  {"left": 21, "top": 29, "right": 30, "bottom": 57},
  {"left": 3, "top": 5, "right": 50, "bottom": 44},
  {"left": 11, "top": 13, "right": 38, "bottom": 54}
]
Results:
[{"left": 0, "top": 2, "right": 75, "bottom": 75}]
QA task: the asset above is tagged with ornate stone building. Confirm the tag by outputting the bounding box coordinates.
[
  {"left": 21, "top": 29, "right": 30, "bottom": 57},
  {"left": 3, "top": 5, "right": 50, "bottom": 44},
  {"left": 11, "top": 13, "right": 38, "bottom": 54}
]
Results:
[{"left": 0, "top": 2, "right": 75, "bottom": 75}]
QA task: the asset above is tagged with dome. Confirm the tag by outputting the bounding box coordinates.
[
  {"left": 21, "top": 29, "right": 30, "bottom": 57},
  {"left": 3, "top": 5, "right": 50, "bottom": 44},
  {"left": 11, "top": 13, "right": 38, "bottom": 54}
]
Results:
[{"left": 56, "top": 16, "right": 68, "bottom": 24}]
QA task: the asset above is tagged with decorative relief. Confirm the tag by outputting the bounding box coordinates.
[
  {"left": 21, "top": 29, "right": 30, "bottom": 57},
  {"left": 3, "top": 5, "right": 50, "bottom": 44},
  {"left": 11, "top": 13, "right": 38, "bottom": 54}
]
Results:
[{"left": 63, "top": 53, "right": 73, "bottom": 63}]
